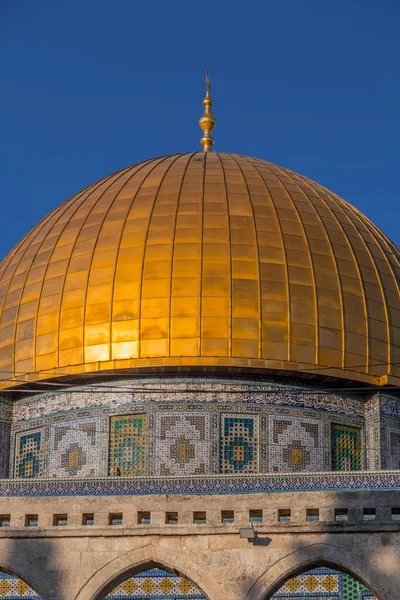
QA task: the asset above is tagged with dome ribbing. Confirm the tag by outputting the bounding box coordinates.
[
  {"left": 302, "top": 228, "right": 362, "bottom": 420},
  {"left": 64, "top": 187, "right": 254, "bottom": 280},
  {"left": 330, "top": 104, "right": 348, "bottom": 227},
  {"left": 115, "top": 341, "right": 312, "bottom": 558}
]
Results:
[{"left": 0, "top": 152, "right": 399, "bottom": 389}]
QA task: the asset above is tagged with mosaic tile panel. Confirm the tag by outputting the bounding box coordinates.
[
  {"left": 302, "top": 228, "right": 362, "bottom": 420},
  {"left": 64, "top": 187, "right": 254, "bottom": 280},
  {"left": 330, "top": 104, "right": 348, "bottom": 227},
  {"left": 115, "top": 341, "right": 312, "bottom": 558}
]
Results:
[
  {"left": 0, "top": 421, "right": 10, "bottom": 478},
  {"left": 271, "top": 566, "right": 376, "bottom": 599},
  {"left": 109, "top": 414, "right": 146, "bottom": 476},
  {"left": 220, "top": 414, "right": 258, "bottom": 473},
  {"left": 365, "top": 395, "right": 381, "bottom": 470},
  {"left": 105, "top": 568, "right": 207, "bottom": 599},
  {"left": 10, "top": 400, "right": 366, "bottom": 480},
  {"left": 0, "top": 570, "right": 41, "bottom": 598},
  {"left": 155, "top": 411, "right": 211, "bottom": 475},
  {"left": 146, "top": 412, "right": 155, "bottom": 476},
  {"left": 7, "top": 376, "right": 376, "bottom": 480},
  {"left": 332, "top": 424, "right": 362, "bottom": 471},
  {"left": 269, "top": 415, "right": 323, "bottom": 472},
  {"left": 48, "top": 418, "right": 102, "bottom": 477},
  {"left": 385, "top": 424, "right": 400, "bottom": 470},
  {"left": 211, "top": 412, "right": 219, "bottom": 473},
  {"left": 366, "top": 425, "right": 376, "bottom": 470},
  {"left": 14, "top": 428, "right": 42, "bottom": 479}
]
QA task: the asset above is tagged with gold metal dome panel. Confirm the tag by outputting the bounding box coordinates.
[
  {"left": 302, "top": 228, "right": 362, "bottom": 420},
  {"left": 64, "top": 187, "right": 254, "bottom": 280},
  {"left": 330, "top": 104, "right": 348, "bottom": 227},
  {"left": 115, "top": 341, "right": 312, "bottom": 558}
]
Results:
[{"left": 1, "top": 152, "right": 400, "bottom": 389}]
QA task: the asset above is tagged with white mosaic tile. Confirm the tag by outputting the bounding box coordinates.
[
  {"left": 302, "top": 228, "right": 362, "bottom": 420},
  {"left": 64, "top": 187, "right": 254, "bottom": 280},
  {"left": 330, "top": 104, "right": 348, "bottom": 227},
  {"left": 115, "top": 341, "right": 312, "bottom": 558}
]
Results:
[{"left": 155, "top": 411, "right": 211, "bottom": 475}]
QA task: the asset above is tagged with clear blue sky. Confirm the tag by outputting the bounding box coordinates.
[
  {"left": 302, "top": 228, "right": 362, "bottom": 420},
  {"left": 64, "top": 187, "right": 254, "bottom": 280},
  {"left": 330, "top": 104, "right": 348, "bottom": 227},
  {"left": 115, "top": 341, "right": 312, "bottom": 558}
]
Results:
[{"left": 1, "top": 0, "right": 399, "bottom": 260}]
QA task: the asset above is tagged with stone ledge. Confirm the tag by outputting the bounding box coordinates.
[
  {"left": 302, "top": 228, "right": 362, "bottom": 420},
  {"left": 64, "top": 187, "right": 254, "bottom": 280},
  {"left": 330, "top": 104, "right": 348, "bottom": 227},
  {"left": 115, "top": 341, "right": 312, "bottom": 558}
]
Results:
[{"left": 0, "top": 521, "right": 400, "bottom": 537}]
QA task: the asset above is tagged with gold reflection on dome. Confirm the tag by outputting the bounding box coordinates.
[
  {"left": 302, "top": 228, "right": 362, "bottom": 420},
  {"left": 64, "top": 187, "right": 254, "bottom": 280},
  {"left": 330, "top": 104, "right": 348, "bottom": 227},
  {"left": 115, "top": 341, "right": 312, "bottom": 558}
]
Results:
[{"left": 1, "top": 152, "right": 400, "bottom": 389}]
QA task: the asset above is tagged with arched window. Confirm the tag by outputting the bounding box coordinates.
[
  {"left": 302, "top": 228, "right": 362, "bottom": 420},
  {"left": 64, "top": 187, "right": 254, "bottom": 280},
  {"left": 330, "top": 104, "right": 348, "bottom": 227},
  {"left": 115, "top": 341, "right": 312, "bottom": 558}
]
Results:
[
  {"left": 271, "top": 566, "right": 376, "bottom": 599},
  {"left": 104, "top": 567, "right": 207, "bottom": 599},
  {"left": 0, "top": 569, "right": 42, "bottom": 598}
]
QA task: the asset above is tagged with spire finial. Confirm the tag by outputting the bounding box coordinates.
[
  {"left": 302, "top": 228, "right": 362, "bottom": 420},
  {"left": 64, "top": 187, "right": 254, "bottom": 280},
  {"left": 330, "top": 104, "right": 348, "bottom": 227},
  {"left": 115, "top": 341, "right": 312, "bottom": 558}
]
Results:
[{"left": 199, "top": 70, "right": 216, "bottom": 152}]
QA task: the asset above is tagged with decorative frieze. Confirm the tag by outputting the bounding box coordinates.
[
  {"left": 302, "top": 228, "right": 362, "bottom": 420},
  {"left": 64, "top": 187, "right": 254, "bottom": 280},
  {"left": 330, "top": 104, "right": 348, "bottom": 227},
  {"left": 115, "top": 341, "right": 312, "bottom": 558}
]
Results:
[
  {"left": 0, "top": 470, "right": 400, "bottom": 496},
  {"left": 5, "top": 377, "right": 400, "bottom": 481}
]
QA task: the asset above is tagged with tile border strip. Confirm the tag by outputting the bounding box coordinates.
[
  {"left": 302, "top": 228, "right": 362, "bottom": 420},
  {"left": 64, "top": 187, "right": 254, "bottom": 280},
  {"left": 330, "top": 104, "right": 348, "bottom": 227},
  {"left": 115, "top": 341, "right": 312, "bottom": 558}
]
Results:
[{"left": 0, "top": 471, "right": 399, "bottom": 497}]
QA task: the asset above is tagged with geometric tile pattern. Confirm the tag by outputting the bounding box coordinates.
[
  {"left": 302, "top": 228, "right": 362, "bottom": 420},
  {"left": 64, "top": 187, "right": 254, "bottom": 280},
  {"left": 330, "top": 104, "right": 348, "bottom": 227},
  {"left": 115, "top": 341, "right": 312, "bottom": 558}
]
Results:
[
  {"left": 269, "top": 415, "right": 323, "bottom": 472},
  {"left": 365, "top": 396, "right": 380, "bottom": 470},
  {"left": 385, "top": 425, "right": 400, "bottom": 470},
  {"left": 10, "top": 395, "right": 371, "bottom": 478},
  {"left": 342, "top": 573, "right": 376, "bottom": 599},
  {"left": 0, "top": 421, "right": 10, "bottom": 478},
  {"left": 332, "top": 424, "right": 363, "bottom": 471},
  {"left": 10, "top": 401, "right": 371, "bottom": 479},
  {"left": 0, "top": 570, "right": 41, "bottom": 598},
  {"left": 220, "top": 415, "right": 258, "bottom": 473},
  {"left": 366, "top": 425, "right": 377, "bottom": 471},
  {"left": 109, "top": 414, "right": 146, "bottom": 476},
  {"left": 2, "top": 470, "right": 400, "bottom": 496},
  {"left": 155, "top": 412, "right": 211, "bottom": 476},
  {"left": 49, "top": 418, "right": 102, "bottom": 477},
  {"left": 105, "top": 568, "right": 207, "bottom": 598},
  {"left": 14, "top": 429, "right": 42, "bottom": 479},
  {"left": 271, "top": 566, "right": 376, "bottom": 598},
  {"left": 8, "top": 378, "right": 376, "bottom": 479}
]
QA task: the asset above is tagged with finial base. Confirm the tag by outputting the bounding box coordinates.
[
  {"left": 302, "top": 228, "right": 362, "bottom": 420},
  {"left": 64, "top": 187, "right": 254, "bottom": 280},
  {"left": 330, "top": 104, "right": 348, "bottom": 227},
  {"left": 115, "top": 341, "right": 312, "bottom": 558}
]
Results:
[{"left": 200, "top": 134, "right": 214, "bottom": 153}]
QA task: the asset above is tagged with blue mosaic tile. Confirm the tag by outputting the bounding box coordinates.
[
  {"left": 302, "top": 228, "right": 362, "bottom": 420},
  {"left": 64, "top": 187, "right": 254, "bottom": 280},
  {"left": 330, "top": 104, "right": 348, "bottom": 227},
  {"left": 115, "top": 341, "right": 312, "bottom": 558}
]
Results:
[
  {"left": 14, "top": 429, "right": 42, "bottom": 479},
  {"left": 221, "top": 415, "right": 258, "bottom": 473}
]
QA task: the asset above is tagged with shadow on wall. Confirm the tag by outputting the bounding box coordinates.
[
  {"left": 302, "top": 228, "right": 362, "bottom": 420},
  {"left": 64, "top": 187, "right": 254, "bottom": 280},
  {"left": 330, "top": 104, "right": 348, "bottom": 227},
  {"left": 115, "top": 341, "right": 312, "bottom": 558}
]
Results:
[{"left": 1, "top": 537, "right": 63, "bottom": 600}]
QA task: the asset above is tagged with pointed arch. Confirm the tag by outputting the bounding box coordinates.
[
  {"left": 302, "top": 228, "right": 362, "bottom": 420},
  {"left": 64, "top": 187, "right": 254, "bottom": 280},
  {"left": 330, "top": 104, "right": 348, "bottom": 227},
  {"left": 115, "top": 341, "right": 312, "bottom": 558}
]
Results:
[
  {"left": 73, "top": 543, "right": 221, "bottom": 600},
  {"left": 268, "top": 565, "right": 377, "bottom": 599},
  {"left": 244, "top": 543, "right": 390, "bottom": 600},
  {"left": 98, "top": 564, "right": 207, "bottom": 599}
]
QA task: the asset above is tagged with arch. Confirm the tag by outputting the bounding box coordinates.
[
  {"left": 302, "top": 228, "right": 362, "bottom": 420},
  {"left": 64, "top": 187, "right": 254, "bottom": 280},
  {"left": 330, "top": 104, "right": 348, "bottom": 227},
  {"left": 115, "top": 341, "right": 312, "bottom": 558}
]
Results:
[
  {"left": 0, "top": 565, "right": 43, "bottom": 599},
  {"left": 74, "top": 542, "right": 221, "bottom": 600},
  {"left": 268, "top": 565, "right": 376, "bottom": 599},
  {"left": 97, "top": 564, "right": 207, "bottom": 599},
  {"left": 244, "top": 543, "right": 392, "bottom": 600}
]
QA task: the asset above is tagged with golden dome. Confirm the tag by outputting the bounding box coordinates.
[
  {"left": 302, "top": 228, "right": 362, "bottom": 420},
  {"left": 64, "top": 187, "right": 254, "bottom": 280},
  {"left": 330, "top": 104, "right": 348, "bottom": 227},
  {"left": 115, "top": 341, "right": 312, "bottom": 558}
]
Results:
[{"left": 1, "top": 152, "right": 400, "bottom": 390}]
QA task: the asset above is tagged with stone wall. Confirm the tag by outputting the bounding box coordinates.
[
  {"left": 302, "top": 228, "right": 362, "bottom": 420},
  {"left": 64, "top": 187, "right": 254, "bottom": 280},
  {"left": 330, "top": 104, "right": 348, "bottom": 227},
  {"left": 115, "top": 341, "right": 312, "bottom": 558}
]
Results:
[{"left": 0, "top": 489, "right": 399, "bottom": 600}]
